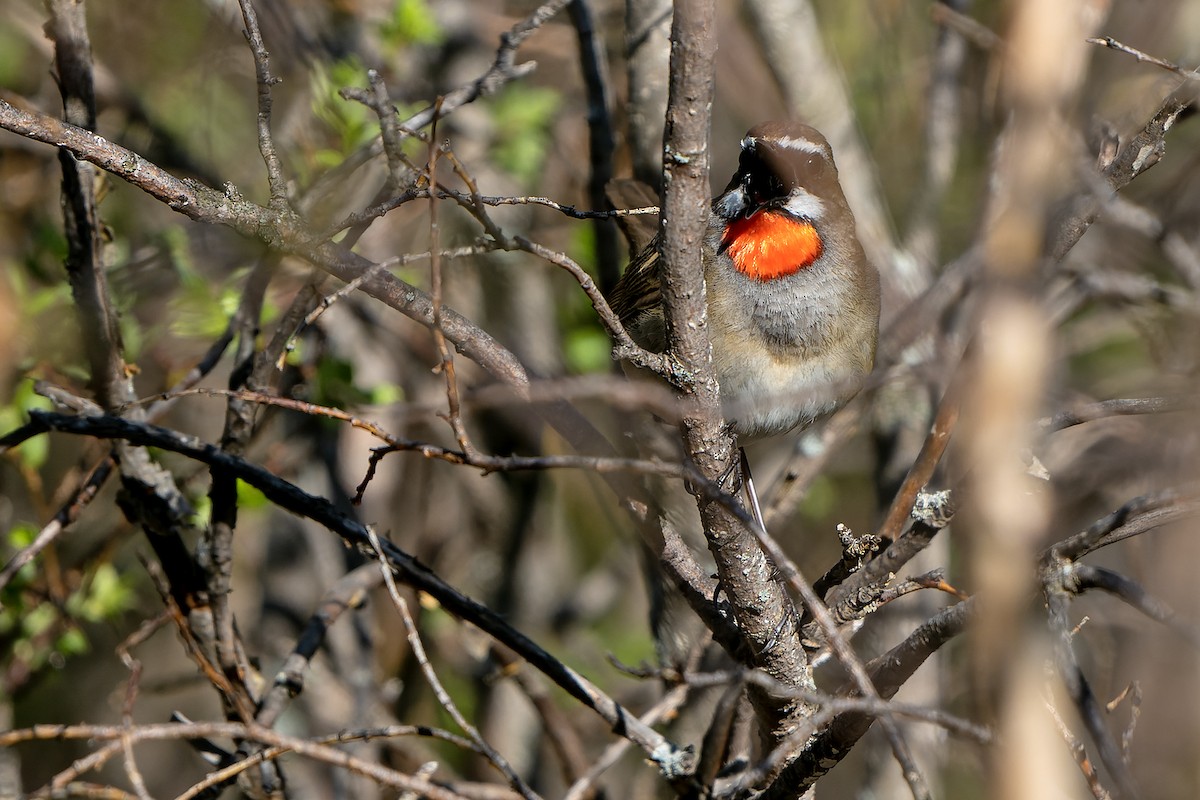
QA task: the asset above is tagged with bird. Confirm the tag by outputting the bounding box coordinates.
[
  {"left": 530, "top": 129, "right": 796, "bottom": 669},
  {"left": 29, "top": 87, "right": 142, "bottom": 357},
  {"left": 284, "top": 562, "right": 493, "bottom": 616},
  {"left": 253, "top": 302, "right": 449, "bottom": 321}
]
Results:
[{"left": 608, "top": 121, "right": 880, "bottom": 525}]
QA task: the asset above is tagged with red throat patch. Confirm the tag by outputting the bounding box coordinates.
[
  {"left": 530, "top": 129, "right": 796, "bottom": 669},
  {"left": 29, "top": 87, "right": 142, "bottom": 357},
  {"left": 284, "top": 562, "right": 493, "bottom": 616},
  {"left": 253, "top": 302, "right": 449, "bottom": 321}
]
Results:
[{"left": 721, "top": 211, "right": 823, "bottom": 281}]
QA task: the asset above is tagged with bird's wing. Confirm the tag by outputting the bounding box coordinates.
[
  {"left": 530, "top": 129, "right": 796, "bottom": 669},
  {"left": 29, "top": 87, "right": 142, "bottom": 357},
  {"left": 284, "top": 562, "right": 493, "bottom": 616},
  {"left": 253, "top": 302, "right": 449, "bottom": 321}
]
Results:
[{"left": 608, "top": 238, "right": 662, "bottom": 329}]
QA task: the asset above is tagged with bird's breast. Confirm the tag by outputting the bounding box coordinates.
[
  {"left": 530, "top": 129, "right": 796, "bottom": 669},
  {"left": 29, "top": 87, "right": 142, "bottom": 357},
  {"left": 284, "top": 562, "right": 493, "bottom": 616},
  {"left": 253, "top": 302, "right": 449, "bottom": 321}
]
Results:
[{"left": 719, "top": 211, "right": 823, "bottom": 281}]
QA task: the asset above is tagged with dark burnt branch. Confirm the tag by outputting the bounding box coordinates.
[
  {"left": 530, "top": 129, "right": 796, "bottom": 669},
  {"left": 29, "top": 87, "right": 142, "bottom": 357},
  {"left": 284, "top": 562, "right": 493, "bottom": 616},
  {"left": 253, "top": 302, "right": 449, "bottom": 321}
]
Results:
[
  {"left": 567, "top": 0, "right": 621, "bottom": 294},
  {"left": 45, "top": 0, "right": 124, "bottom": 412}
]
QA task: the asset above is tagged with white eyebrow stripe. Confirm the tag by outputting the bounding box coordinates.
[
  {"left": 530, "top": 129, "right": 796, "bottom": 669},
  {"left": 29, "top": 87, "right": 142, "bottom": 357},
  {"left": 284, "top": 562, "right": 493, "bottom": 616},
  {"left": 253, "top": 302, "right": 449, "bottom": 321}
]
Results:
[
  {"left": 740, "top": 136, "right": 756, "bottom": 150},
  {"left": 783, "top": 189, "right": 825, "bottom": 220},
  {"left": 772, "top": 135, "right": 826, "bottom": 155}
]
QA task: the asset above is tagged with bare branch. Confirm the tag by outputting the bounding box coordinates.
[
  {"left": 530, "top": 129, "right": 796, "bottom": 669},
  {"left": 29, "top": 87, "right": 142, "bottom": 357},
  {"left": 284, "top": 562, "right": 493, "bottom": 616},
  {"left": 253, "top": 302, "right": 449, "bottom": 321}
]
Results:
[
  {"left": 1087, "top": 36, "right": 1200, "bottom": 81},
  {"left": 236, "top": 0, "right": 290, "bottom": 204}
]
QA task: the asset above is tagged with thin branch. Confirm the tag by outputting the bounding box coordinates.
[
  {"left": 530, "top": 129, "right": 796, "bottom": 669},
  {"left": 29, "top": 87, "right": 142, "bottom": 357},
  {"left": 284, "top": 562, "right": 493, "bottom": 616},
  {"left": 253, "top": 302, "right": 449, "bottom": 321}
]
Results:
[
  {"left": 236, "top": 0, "right": 290, "bottom": 204},
  {"left": 427, "top": 114, "right": 475, "bottom": 458},
  {"left": 1048, "top": 487, "right": 1200, "bottom": 562},
  {"left": 393, "top": 0, "right": 572, "bottom": 134},
  {"left": 7, "top": 721, "right": 473, "bottom": 800},
  {"left": 1070, "top": 564, "right": 1200, "bottom": 650},
  {"left": 1044, "top": 588, "right": 1142, "bottom": 800},
  {"left": 743, "top": 522, "right": 933, "bottom": 800},
  {"left": 562, "top": 684, "right": 693, "bottom": 800},
  {"left": 1087, "top": 36, "right": 1200, "bottom": 81},
  {"left": 1040, "top": 396, "right": 1199, "bottom": 432},
  {"left": 1045, "top": 696, "right": 1113, "bottom": 800},
  {"left": 255, "top": 564, "right": 384, "bottom": 728},
  {"left": 566, "top": 0, "right": 621, "bottom": 294}
]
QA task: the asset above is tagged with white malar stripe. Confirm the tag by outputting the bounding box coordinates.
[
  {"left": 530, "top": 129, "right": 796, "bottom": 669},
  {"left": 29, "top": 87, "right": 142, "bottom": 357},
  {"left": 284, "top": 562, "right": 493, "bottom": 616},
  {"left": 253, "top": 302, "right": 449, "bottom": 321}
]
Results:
[
  {"left": 783, "top": 189, "right": 825, "bottom": 220},
  {"left": 773, "top": 135, "right": 826, "bottom": 155},
  {"left": 715, "top": 186, "right": 749, "bottom": 218}
]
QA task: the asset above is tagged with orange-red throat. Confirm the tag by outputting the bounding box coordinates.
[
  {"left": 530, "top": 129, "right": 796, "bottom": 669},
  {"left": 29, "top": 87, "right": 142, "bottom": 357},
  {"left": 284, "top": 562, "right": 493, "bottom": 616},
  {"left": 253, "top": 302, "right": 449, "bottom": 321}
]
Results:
[{"left": 720, "top": 211, "right": 823, "bottom": 281}]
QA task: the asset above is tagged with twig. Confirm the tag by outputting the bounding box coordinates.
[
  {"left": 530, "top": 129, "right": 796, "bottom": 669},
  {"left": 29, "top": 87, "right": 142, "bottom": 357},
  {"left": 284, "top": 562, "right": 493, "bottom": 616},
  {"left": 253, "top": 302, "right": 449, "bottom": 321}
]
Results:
[
  {"left": 177, "top": 725, "right": 483, "bottom": 800},
  {"left": 744, "top": 522, "right": 933, "bottom": 800},
  {"left": 756, "top": 600, "right": 973, "bottom": 797},
  {"left": 1040, "top": 396, "right": 1199, "bottom": 432},
  {"left": 236, "top": 0, "right": 290, "bottom": 204},
  {"left": 427, "top": 110, "right": 475, "bottom": 458},
  {"left": 1087, "top": 36, "right": 1200, "bottom": 81},
  {"left": 1048, "top": 487, "right": 1200, "bottom": 561},
  {"left": 388, "top": 0, "right": 573, "bottom": 137},
  {"left": 562, "top": 684, "right": 693, "bottom": 800},
  {"left": 489, "top": 645, "right": 592, "bottom": 793},
  {"left": 1044, "top": 587, "right": 1142, "bottom": 800},
  {"left": 41, "top": 741, "right": 125, "bottom": 794},
  {"left": 255, "top": 564, "right": 384, "bottom": 728},
  {"left": 1045, "top": 696, "right": 1113, "bottom": 800},
  {"left": 1070, "top": 565, "right": 1200, "bottom": 650}
]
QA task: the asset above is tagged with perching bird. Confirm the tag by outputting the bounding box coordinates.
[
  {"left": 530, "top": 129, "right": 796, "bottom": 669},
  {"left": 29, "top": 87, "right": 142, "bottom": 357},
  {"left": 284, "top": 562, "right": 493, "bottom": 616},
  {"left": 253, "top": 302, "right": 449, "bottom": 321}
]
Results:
[{"left": 609, "top": 121, "right": 880, "bottom": 524}]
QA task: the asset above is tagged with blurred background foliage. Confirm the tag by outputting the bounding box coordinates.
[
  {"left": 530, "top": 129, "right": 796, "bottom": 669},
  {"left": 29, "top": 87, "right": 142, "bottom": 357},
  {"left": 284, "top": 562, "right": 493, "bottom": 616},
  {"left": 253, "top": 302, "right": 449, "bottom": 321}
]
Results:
[{"left": 1, "top": 0, "right": 1199, "bottom": 798}]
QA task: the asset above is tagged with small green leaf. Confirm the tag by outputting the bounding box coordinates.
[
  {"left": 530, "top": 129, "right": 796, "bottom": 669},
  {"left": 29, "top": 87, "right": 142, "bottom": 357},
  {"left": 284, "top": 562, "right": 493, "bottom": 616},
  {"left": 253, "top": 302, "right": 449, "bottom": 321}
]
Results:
[
  {"left": 56, "top": 628, "right": 89, "bottom": 656},
  {"left": 77, "top": 563, "right": 134, "bottom": 622},
  {"left": 0, "top": 380, "right": 53, "bottom": 470},
  {"left": 22, "top": 603, "right": 57, "bottom": 638},
  {"left": 236, "top": 479, "right": 268, "bottom": 510},
  {"left": 368, "top": 382, "right": 404, "bottom": 405},
  {"left": 7, "top": 521, "right": 37, "bottom": 549},
  {"left": 382, "top": 0, "right": 444, "bottom": 46},
  {"left": 488, "top": 86, "right": 561, "bottom": 186},
  {"left": 564, "top": 328, "right": 611, "bottom": 375}
]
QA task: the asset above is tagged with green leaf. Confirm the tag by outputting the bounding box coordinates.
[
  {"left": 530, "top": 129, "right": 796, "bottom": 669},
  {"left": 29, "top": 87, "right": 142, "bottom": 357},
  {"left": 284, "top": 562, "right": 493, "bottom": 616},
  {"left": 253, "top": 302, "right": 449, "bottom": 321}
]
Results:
[
  {"left": 487, "top": 86, "right": 561, "bottom": 186},
  {"left": 236, "top": 479, "right": 269, "bottom": 511},
  {"left": 56, "top": 628, "right": 89, "bottom": 657},
  {"left": 382, "top": 0, "right": 444, "bottom": 46},
  {"left": 76, "top": 563, "right": 135, "bottom": 622},
  {"left": 0, "top": 380, "right": 53, "bottom": 470},
  {"left": 368, "top": 382, "right": 404, "bottom": 405},
  {"left": 22, "top": 603, "right": 57, "bottom": 638},
  {"left": 7, "top": 521, "right": 38, "bottom": 550},
  {"left": 564, "top": 328, "right": 611, "bottom": 375}
]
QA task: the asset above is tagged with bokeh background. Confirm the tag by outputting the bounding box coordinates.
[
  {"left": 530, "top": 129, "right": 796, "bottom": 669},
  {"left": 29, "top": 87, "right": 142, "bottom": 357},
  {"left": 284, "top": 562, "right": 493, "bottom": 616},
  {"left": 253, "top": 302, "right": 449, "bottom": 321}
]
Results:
[{"left": 2, "top": 1, "right": 1200, "bottom": 798}]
